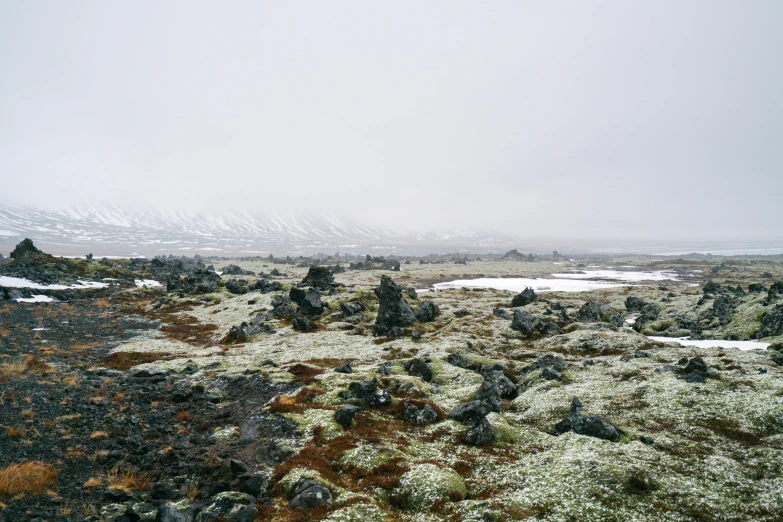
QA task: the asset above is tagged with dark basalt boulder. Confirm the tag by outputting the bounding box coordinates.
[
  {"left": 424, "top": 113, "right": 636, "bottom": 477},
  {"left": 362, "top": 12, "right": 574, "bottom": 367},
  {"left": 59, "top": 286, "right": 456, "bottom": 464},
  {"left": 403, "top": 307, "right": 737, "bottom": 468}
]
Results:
[
  {"left": 577, "top": 302, "right": 621, "bottom": 325},
  {"left": 372, "top": 275, "right": 415, "bottom": 337},
  {"left": 10, "top": 238, "right": 44, "bottom": 260},
  {"left": 448, "top": 400, "right": 491, "bottom": 427},
  {"left": 340, "top": 301, "right": 366, "bottom": 318},
  {"left": 748, "top": 283, "right": 767, "bottom": 293},
  {"left": 299, "top": 266, "right": 334, "bottom": 290},
  {"left": 464, "top": 417, "right": 494, "bottom": 445},
  {"left": 289, "top": 287, "right": 326, "bottom": 316},
  {"left": 271, "top": 295, "right": 298, "bottom": 318},
  {"left": 402, "top": 400, "right": 439, "bottom": 425},
  {"left": 334, "top": 362, "right": 352, "bottom": 374},
  {"left": 414, "top": 300, "right": 440, "bottom": 322},
  {"left": 341, "top": 378, "right": 389, "bottom": 407},
  {"left": 334, "top": 405, "right": 361, "bottom": 428},
  {"left": 222, "top": 264, "right": 254, "bottom": 276},
  {"left": 493, "top": 308, "right": 511, "bottom": 319},
  {"left": 221, "top": 313, "right": 273, "bottom": 344},
  {"left": 703, "top": 280, "right": 722, "bottom": 294},
  {"left": 632, "top": 304, "right": 661, "bottom": 332},
  {"left": 625, "top": 296, "right": 649, "bottom": 312},
  {"left": 405, "top": 358, "right": 433, "bottom": 382},
  {"left": 511, "top": 287, "right": 536, "bottom": 307},
  {"left": 519, "top": 354, "right": 566, "bottom": 388},
  {"left": 510, "top": 310, "right": 563, "bottom": 337},
  {"left": 554, "top": 397, "right": 621, "bottom": 442},
  {"left": 712, "top": 295, "right": 734, "bottom": 325},
  {"left": 288, "top": 478, "right": 333, "bottom": 509},
  {"left": 168, "top": 269, "right": 221, "bottom": 294},
  {"left": 251, "top": 279, "right": 281, "bottom": 293},
  {"left": 758, "top": 305, "right": 783, "bottom": 338},
  {"left": 200, "top": 492, "right": 258, "bottom": 522},
  {"left": 291, "top": 315, "right": 314, "bottom": 332},
  {"left": 766, "top": 282, "right": 783, "bottom": 305},
  {"left": 404, "top": 287, "right": 418, "bottom": 300},
  {"left": 225, "top": 279, "right": 250, "bottom": 295},
  {"left": 474, "top": 371, "right": 517, "bottom": 412}
]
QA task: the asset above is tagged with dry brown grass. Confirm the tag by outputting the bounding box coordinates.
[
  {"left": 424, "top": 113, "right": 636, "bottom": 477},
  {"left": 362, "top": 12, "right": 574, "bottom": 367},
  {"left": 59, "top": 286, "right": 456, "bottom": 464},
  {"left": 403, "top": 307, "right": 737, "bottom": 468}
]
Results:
[
  {"left": 107, "top": 467, "right": 150, "bottom": 493},
  {"left": 98, "top": 351, "right": 177, "bottom": 371},
  {"left": 176, "top": 411, "right": 193, "bottom": 423},
  {"left": 83, "top": 477, "right": 102, "bottom": 488},
  {"left": 0, "top": 358, "right": 28, "bottom": 378},
  {"left": 5, "top": 427, "right": 26, "bottom": 439},
  {"left": 93, "top": 300, "right": 111, "bottom": 307},
  {"left": 21, "top": 408, "right": 33, "bottom": 419},
  {"left": 0, "top": 461, "right": 58, "bottom": 497},
  {"left": 90, "top": 431, "right": 109, "bottom": 440}
]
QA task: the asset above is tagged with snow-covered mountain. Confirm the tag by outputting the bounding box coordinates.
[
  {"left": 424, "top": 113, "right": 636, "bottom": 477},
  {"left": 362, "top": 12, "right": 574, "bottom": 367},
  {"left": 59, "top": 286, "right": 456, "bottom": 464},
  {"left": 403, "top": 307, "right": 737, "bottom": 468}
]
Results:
[{"left": 0, "top": 202, "right": 517, "bottom": 257}]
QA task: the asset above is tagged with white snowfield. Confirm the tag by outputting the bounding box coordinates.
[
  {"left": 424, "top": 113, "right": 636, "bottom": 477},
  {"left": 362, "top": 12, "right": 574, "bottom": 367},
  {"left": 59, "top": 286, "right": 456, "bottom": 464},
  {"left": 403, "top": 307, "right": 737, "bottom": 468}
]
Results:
[
  {"left": 135, "top": 279, "right": 163, "bottom": 288},
  {"left": 550, "top": 270, "right": 679, "bottom": 282},
  {"left": 648, "top": 336, "right": 770, "bottom": 351},
  {"left": 16, "top": 295, "right": 55, "bottom": 303},
  {"left": 432, "top": 277, "right": 627, "bottom": 293},
  {"left": 0, "top": 276, "right": 110, "bottom": 290}
]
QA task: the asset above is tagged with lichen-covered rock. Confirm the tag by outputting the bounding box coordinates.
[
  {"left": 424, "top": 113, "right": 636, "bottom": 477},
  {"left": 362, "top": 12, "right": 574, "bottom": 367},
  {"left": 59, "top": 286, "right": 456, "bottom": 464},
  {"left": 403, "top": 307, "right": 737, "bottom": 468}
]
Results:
[
  {"left": 758, "top": 305, "right": 783, "bottom": 338},
  {"left": 554, "top": 397, "right": 621, "bottom": 442},
  {"left": 334, "top": 405, "right": 361, "bottom": 429},
  {"left": 289, "top": 287, "right": 326, "bottom": 316},
  {"left": 299, "top": 266, "right": 335, "bottom": 290},
  {"left": 395, "top": 464, "right": 466, "bottom": 509},
  {"left": 372, "top": 275, "right": 415, "bottom": 337},
  {"left": 288, "top": 477, "right": 333, "bottom": 509},
  {"left": 340, "top": 301, "right": 366, "bottom": 318},
  {"left": 405, "top": 358, "right": 432, "bottom": 382},
  {"left": 474, "top": 370, "right": 517, "bottom": 412},
  {"left": 448, "top": 400, "right": 491, "bottom": 427},
  {"left": 271, "top": 295, "right": 298, "bottom": 318},
  {"left": 511, "top": 310, "right": 563, "bottom": 337},
  {"left": 414, "top": 300, "right": 440, "bottom": 322},
  {"left": 199, "top": 491, "right": 257, "bottom": 521},
  {"left": 402, "top": 400, "right": 439, "bottom": 425},
  {"left": 511, "top": 287, "right": 536, "bottom": 307},
  {"left": 464, "top": 416, "right": 494, "bottom": 445}
]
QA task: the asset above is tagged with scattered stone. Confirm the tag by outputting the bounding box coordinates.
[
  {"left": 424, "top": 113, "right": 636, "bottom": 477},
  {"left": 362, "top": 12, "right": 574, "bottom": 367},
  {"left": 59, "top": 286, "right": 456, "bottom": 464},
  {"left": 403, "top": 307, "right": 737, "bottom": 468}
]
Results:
[
  {"left": 448, "top": 400, "right": 491, "bottom": 427},
  {"left": 405, "top": 358, "right": 433, "bottom": 382},
  {"left": 334, "top": 405, "right": 361, "bottom": 428},
  {"left": 493, "top": 308, "right": 510, "bottom": 319},
  {"left": 758, "top": 305, "right": 783, "bottom": 338},
  {"left": 289, "top": 287, "right": 326, "bottom": 316},
  {"left": 402, "top": 400, "right": 439, "bottom": 425},
  {"left": 291, "top": 315, "right": 314, "bottom": 332},
  {"left": 474, "top": 371, "right": 517, "bottom": 412},
  {"left": 414, "top": 300, "right": 440, "bottom": 322},
  {"left": 554, "top": 397, "right": 621, "bottom": 442},
  {"left": 511, "top": 287, "right": 536, "bottom": 307},
  {"left": 464, "top": 417, "right": 494, "bottom": 445},
  {"left": 270, "top": 295, "right": 298, "bottom": 318},
  {"left": 340, "top": 301, "right": 366, "bottom": 318},
  {"left": 334, "top": 362, "right": 352, "bottom": 374},
  {"left": 288, "top": 478, "right": 333, "bottom": 509}
]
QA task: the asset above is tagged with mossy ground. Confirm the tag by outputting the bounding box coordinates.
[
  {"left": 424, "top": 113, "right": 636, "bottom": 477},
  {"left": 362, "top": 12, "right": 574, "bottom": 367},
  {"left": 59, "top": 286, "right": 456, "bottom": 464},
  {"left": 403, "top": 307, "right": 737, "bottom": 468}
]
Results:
[{"left": 98, "top": 257, "right": 783, "bottom": 520}]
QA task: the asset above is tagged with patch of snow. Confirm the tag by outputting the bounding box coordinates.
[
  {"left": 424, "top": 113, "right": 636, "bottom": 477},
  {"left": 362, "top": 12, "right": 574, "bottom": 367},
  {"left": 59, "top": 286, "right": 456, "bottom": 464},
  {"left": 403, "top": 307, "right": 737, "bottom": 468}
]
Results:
[
  {"left": 551, "top": 270, "right": 679, "bottom": 282},
  {"left": 16, "top": 295, "right": 55, "bottom": 303},
  {"left": 0, "top": 276, "right": 110, "bottom": 290},
  {"left": 32, "top": 327, "right": 50, "bottom": 331},
  {"left": 430, "top": 277, "right": 628, "bottom": 293},
  {"left": 648, "top": 336, "right": 770, "bottom": 351},
  {"left": 135, "top": 279, "right": 163, "bottom": 288}
]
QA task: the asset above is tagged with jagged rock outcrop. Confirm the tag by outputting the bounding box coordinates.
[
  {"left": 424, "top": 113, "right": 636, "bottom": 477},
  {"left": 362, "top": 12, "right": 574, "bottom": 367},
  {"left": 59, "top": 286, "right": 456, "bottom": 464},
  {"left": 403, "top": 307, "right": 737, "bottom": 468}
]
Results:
[
  {"left": 10, "top": 238, "right": 44, "bottom": 260},
  {"left": 758, "top": 305, "right": 783, "bottom": 338},
  {"left": 289, "top": 287, "right": 326, "bottom": 316},
  {"left": 299, "top": 266, "right": 334, "bottom": 290},
  {"left": 511, "top": 287, "right": 536, "bottom": 307},
  {"left": 577, "top": 302, "right": 622, "bottom": 326},
  {"left": 373, "top": 275, "right": 415, "bottom": 337}
]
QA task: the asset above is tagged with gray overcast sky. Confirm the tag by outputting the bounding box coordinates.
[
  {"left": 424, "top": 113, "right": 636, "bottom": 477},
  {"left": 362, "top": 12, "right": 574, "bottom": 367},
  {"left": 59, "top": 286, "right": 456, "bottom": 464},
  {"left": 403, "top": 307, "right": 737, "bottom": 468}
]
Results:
[{"left": 1, "top": 1, "right": 781, "bottom": 241}]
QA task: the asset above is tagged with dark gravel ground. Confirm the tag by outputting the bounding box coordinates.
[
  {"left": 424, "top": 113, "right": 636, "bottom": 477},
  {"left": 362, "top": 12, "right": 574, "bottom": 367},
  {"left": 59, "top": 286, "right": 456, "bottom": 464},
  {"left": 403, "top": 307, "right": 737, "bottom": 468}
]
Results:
[{"left": 0, "top": 297, "right": 300, "bottom": 522}]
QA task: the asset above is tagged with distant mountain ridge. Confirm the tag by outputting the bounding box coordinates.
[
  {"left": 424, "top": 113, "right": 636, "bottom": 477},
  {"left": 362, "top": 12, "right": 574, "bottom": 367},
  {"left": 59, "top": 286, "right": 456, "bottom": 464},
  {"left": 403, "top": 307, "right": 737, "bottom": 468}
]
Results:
[{"left": 0, "top": 202, "right": 517, "bottom": 257}]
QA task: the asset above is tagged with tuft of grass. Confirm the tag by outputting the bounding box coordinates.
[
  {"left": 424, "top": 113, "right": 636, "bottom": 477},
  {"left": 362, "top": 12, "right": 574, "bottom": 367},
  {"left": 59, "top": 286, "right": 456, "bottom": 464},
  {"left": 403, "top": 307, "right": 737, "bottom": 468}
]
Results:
[
  {"left": 0, "top": 462, "right": 58, "bottom": 497},
  {"left": 83, "top": 477, "right": 102, "bottom": 488},
  {"left": 107, "top": 466, "right": 150, "bottom": 493},
  {"left": 99, "top": 351, "right": 176, "bottom": 371},
  {"left": 89, "top": 431, "right": 109, "bottom": 440},
  {"left": 5, "top": 427, "right": 26, "bottom": 439}
]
